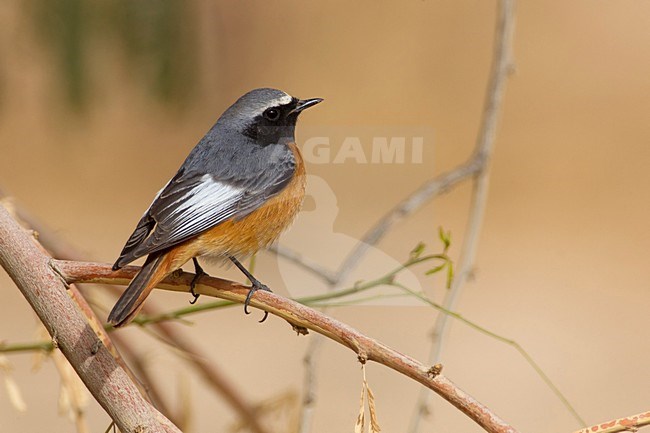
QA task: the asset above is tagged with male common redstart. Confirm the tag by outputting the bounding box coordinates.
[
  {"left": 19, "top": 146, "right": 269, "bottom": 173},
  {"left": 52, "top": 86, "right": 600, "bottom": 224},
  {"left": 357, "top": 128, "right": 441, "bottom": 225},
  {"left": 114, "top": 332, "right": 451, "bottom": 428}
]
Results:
[{"left": 108, "top": 88, "right": 322, "bottom": 327}]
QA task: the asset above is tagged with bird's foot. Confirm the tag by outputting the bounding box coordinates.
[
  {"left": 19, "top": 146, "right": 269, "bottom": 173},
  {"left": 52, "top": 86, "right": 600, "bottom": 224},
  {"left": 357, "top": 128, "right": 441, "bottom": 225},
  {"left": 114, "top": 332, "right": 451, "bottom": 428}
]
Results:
[
  {"left": 189, "top": 258, "right": 208, "bottom": 305},
  {"left": 229, "top": 256, "right": 273, "bottom": 322},
  {"left": 244, "top": 279, "right": 273, "bottom": 323}
]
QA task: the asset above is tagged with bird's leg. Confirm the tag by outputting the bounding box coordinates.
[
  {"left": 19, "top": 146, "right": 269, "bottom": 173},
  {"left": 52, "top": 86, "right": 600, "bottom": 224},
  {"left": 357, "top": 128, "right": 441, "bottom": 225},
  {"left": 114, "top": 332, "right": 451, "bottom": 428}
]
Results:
[
  {"left": 189, "top": 258, "right": 207, "bottom": 304},
  {"left": 229, "top": 256, "right": 271, "bottom": 323}
]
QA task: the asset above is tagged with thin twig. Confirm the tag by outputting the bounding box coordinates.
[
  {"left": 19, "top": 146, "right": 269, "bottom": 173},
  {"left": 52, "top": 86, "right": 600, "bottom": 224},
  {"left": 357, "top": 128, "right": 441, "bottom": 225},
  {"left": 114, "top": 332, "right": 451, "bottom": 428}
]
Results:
[
  {"left": 59, "top": 260, "right": 520, "bottom": 433},
  {"left": 271, "top": 244, "right": 337, "bottom": 284},
  {"left": 0, "top": 341, "right": 55, "bottom": 353},
  {"left": 0, "top": 205, "right": 180, "bottom": 433},
  {"left": 572, "top": 411, "right": 650, "bottom": 433}
]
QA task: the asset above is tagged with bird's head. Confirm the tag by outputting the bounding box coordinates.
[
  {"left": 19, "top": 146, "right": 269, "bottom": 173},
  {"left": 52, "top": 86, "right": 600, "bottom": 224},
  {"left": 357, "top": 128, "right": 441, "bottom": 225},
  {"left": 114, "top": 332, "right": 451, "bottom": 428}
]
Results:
[{"left": 219, "top": 88, "right": 323, "bottom": 146}]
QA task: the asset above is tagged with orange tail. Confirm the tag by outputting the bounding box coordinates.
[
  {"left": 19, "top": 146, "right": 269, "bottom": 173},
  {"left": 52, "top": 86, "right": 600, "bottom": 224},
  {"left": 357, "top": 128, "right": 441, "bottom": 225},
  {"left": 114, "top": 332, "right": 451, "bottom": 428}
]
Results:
[{"left": 108, "top": 251, "right": 173, "bottom": 327}]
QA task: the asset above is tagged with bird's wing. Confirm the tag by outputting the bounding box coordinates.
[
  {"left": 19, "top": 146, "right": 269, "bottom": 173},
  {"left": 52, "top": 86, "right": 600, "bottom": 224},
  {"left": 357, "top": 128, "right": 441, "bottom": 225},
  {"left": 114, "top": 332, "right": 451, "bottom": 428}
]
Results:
[{"left": 113, "top": 158, "right": 295, "bottom": 269}]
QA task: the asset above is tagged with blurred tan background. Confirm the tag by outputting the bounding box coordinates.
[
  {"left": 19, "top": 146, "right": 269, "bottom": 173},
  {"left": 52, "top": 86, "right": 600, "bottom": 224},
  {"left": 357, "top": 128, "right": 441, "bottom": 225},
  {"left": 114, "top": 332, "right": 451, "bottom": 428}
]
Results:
[{"left": 1, "top": 1, "right": 649, "bottom": 432}]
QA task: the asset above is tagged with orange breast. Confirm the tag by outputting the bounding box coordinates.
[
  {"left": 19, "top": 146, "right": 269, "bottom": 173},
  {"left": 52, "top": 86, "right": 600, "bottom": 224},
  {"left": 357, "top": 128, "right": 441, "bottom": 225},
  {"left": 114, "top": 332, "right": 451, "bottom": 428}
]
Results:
[{"left": 168, "top": 142, "right": 306, "bottom": 266}]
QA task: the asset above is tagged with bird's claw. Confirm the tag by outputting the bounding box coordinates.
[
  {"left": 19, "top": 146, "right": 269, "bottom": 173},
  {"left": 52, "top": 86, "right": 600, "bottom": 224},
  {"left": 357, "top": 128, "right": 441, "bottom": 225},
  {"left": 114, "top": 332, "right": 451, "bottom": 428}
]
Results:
[
  {"left": 244, "top": 281, "right": 271, "bottom": 322},
  {"left": 189, "top": 285, "right": 200, "bottom": 305}
]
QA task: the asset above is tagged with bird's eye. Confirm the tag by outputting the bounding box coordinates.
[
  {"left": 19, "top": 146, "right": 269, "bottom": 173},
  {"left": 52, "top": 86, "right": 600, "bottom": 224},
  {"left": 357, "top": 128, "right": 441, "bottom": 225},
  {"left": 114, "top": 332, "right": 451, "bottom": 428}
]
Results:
[{"left": 263, "top": 108, "right": 281, "bottom": 121}]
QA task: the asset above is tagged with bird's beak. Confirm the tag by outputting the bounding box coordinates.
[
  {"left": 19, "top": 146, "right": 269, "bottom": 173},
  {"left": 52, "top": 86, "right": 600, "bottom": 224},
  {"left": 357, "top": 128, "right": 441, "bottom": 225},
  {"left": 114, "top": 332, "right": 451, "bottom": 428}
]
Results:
[{"left": 291, "top": 98, "right": 323, "bottom": 115}]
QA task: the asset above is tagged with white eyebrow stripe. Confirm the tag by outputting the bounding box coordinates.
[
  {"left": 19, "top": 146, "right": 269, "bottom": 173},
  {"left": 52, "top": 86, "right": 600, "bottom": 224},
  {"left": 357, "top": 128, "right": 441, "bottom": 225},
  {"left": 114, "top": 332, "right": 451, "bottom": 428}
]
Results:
[
  {"left": 254, "top": 94, "right": 293, "bottom": 114},
  {"left": 276, "top": 94, "right": 293, "bottom": 105}
]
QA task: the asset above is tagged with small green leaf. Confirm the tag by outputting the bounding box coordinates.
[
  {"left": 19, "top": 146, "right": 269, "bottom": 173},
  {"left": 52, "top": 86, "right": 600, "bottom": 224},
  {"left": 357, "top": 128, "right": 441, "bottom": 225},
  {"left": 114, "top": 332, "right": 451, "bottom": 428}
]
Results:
[
  {"left": 438, "top": 227, "right": 451, "bottom": 251},
  {"left": 425, "top": 263, "right": 447, "bottom": 275},
  {"left": 410, "top": 242, "right": 426, "bottom": 259}
]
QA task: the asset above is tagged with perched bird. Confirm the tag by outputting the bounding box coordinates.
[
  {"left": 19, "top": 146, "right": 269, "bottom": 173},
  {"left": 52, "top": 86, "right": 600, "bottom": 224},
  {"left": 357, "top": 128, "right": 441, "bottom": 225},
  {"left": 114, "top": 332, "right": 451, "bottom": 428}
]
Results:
[{"left": 108, "top": 88, "right": 322, "bottom": 327}]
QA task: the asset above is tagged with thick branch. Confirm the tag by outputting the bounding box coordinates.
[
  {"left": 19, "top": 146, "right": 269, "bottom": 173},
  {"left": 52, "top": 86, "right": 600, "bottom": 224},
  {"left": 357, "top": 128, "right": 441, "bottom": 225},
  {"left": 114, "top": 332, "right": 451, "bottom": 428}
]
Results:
[
  {"left": 58, "top": 260, "right": 519, "bottom": 433},
  {"left": 0, "top": 189, "right": 270, "bottom": 433},
  {"left": 0, "top": 206, "right": 180, "bottom": 433}
]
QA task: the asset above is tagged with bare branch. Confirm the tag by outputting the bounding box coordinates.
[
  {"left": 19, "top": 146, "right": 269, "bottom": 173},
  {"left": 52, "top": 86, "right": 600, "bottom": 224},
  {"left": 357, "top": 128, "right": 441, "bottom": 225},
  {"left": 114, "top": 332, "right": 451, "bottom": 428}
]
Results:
[
  {"left": 7, "top": 200, "right": 156, "bottom": 412},
  {"left": 59, "top": 260, "right": 520, "bottom": 433},
  {"left": 0, "top": 205, "right": 180, "bottom": 433},
  {"left": 572, "top": 411, "right": 650, "bottom": 433},
  {"left": 409, "top": 0, "right": 517, "bottom": 430},
  {"left": 0, "top": 189, "right": 272, "bottom": 433}
]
